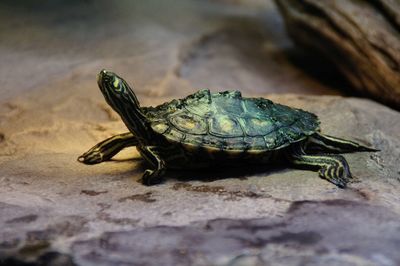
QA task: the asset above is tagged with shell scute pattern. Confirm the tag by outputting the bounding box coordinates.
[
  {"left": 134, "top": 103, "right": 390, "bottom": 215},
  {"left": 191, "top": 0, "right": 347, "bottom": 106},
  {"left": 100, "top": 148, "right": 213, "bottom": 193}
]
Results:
[
  {"left": 210, "top": 114, "right": 243, "bottom": 137},
  {"left": 264, "top": 132, "right": 279, "bottom": 149},
  {"left": 244, "top": 136, "right": 265, "bottom": 150},
  {"left": 147, "top": 89, "right": 320, "bottom": 151},
  {"left": 239, "top": 116, "right": 275, "bottom": 136},
  {"left": 152, "top": 122, "right": 169, "bottom": 134},
  {"left": 169, "top": 112, "right": 207, "bottom": 135},
  {"left": 182, "top": 89, "right": 212, "bottom": 117}
]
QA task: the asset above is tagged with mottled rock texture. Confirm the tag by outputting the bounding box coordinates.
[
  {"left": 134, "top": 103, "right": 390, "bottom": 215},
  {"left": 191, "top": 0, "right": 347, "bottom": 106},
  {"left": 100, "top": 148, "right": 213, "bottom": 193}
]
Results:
[
  {"left": 276, "top": 0, "right": 400, "bottom": 109},
  {"left": 71, "top": 200, "right": 400, "bottom": 266},
  {"left": 1, "top": 1, "right": 400, "bottom": 266}
]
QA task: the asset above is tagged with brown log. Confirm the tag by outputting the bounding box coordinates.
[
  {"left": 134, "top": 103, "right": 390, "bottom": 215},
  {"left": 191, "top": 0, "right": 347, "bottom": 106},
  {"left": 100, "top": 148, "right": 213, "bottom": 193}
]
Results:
[{"left": 275, "top": 0, "right": 400, "bottom": 109}]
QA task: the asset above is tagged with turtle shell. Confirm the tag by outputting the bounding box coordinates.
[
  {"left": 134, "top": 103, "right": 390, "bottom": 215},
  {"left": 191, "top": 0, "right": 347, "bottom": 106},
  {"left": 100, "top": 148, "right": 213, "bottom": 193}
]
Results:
[{"left": 144, "top": 89, "right": 319, "bottom": 151}]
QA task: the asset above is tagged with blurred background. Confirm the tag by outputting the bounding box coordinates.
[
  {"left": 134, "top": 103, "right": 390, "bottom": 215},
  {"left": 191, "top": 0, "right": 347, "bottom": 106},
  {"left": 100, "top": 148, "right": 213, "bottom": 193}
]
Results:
[{"left": 0, "top": 0, "right": 351, "bottom": 103}]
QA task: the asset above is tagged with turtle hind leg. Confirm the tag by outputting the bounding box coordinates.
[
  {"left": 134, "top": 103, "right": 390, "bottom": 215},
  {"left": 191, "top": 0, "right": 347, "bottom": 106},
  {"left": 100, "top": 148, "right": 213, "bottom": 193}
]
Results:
[
  {"left": 78, "top": 132, "right": 138, "bottom": 164},
  {"left": 306, "top": 133, "right": 379, "bottom": 153},
  {"left": 287, "top": 144, "right": 352, "bottom": 188}
]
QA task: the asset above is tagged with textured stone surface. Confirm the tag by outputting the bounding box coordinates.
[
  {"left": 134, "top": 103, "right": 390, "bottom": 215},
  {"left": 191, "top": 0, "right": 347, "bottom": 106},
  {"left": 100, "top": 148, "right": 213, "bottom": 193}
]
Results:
[
  {"left": 1, "top": 1, "right": 400, "bottom": 265},
  {"left": 70, "top": 200, "right": 400, "bottom": 266},
  {"left": 275, "top": 0, "right": 400, "bottom": 109}
]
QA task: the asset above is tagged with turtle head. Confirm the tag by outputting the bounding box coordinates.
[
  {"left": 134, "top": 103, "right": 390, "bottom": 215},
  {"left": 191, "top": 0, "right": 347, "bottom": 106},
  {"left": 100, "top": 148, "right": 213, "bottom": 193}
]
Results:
[
  {"left": 97, "top": 69, "right": 140, "bottom": 108},
  {"left": 97, "top": 69, "right": 152, "bottom": 143}
]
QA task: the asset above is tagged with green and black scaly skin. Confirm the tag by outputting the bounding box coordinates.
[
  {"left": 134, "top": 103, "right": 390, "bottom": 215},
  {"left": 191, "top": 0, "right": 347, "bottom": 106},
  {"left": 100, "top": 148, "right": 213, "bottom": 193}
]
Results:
[{"left": 78, "top": 70, "right": 378, "bottom": 188}]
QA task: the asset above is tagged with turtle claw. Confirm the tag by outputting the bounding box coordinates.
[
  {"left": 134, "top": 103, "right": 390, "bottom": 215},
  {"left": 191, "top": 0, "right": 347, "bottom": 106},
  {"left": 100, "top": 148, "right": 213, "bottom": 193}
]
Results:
[
  {"left": 334, "top": 179, "right": 347, "bottom": 189},
  {"left": 142, "top": 169, "right": 164, "bottom": 186},
  {"left": 77, "top": 150, "right": 103, "bottom": 165},
  {"left": 323, "top": 174, "right": 347, "bottom": 189}
]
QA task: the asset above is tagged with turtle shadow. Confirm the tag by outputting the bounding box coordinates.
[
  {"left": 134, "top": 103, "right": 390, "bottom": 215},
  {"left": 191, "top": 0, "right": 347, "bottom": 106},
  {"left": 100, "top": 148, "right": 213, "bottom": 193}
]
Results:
[
  {"left": 167, "top": 164, "right": 289, "bottom": 184},
  {"left": 107, "top": 158, "right": 290, "bottom": 184}
]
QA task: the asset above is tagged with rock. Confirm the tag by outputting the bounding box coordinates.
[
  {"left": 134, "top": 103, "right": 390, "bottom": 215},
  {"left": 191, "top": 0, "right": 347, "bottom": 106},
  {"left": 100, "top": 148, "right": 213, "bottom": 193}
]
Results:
[
  {"left": 1, "top": 93, "right": 399, "bottom": 265},
  {"left": 71, "top": 200, "right": 400, "bottom": 266},
  {"left": 275, "top": 0, "right": 400, "bottom": 109}
]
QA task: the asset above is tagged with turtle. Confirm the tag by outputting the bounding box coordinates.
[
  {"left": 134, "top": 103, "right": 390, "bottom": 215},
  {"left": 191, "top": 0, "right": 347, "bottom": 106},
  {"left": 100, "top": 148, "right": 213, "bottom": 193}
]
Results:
[{"left": 78, "top": 70, "right": 378, "bottom": 188}]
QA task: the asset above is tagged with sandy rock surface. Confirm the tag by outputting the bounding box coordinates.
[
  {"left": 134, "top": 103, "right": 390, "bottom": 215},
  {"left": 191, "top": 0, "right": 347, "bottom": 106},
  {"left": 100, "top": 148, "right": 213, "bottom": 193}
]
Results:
[{"left": 0, "top": 1, "right": 399, "bottom": 265}]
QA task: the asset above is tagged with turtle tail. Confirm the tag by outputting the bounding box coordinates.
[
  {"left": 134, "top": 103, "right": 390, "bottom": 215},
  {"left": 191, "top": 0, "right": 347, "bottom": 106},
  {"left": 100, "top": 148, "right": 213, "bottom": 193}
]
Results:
[{"left": 306, "top": 133, "right": 379, "bottom": 153}]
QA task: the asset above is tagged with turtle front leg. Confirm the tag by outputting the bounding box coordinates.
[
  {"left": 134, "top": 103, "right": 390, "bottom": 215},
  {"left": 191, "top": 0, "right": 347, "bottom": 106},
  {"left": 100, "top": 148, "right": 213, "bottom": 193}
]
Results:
[
  {"left": 138, "top": 146, "right": 167, "bottom": 186},
  {"left": 78, "top": 132, "right": 138, "bottom": 164},
  {"left": 287, "top": 144, "right": 352, "bottom": 188}
]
